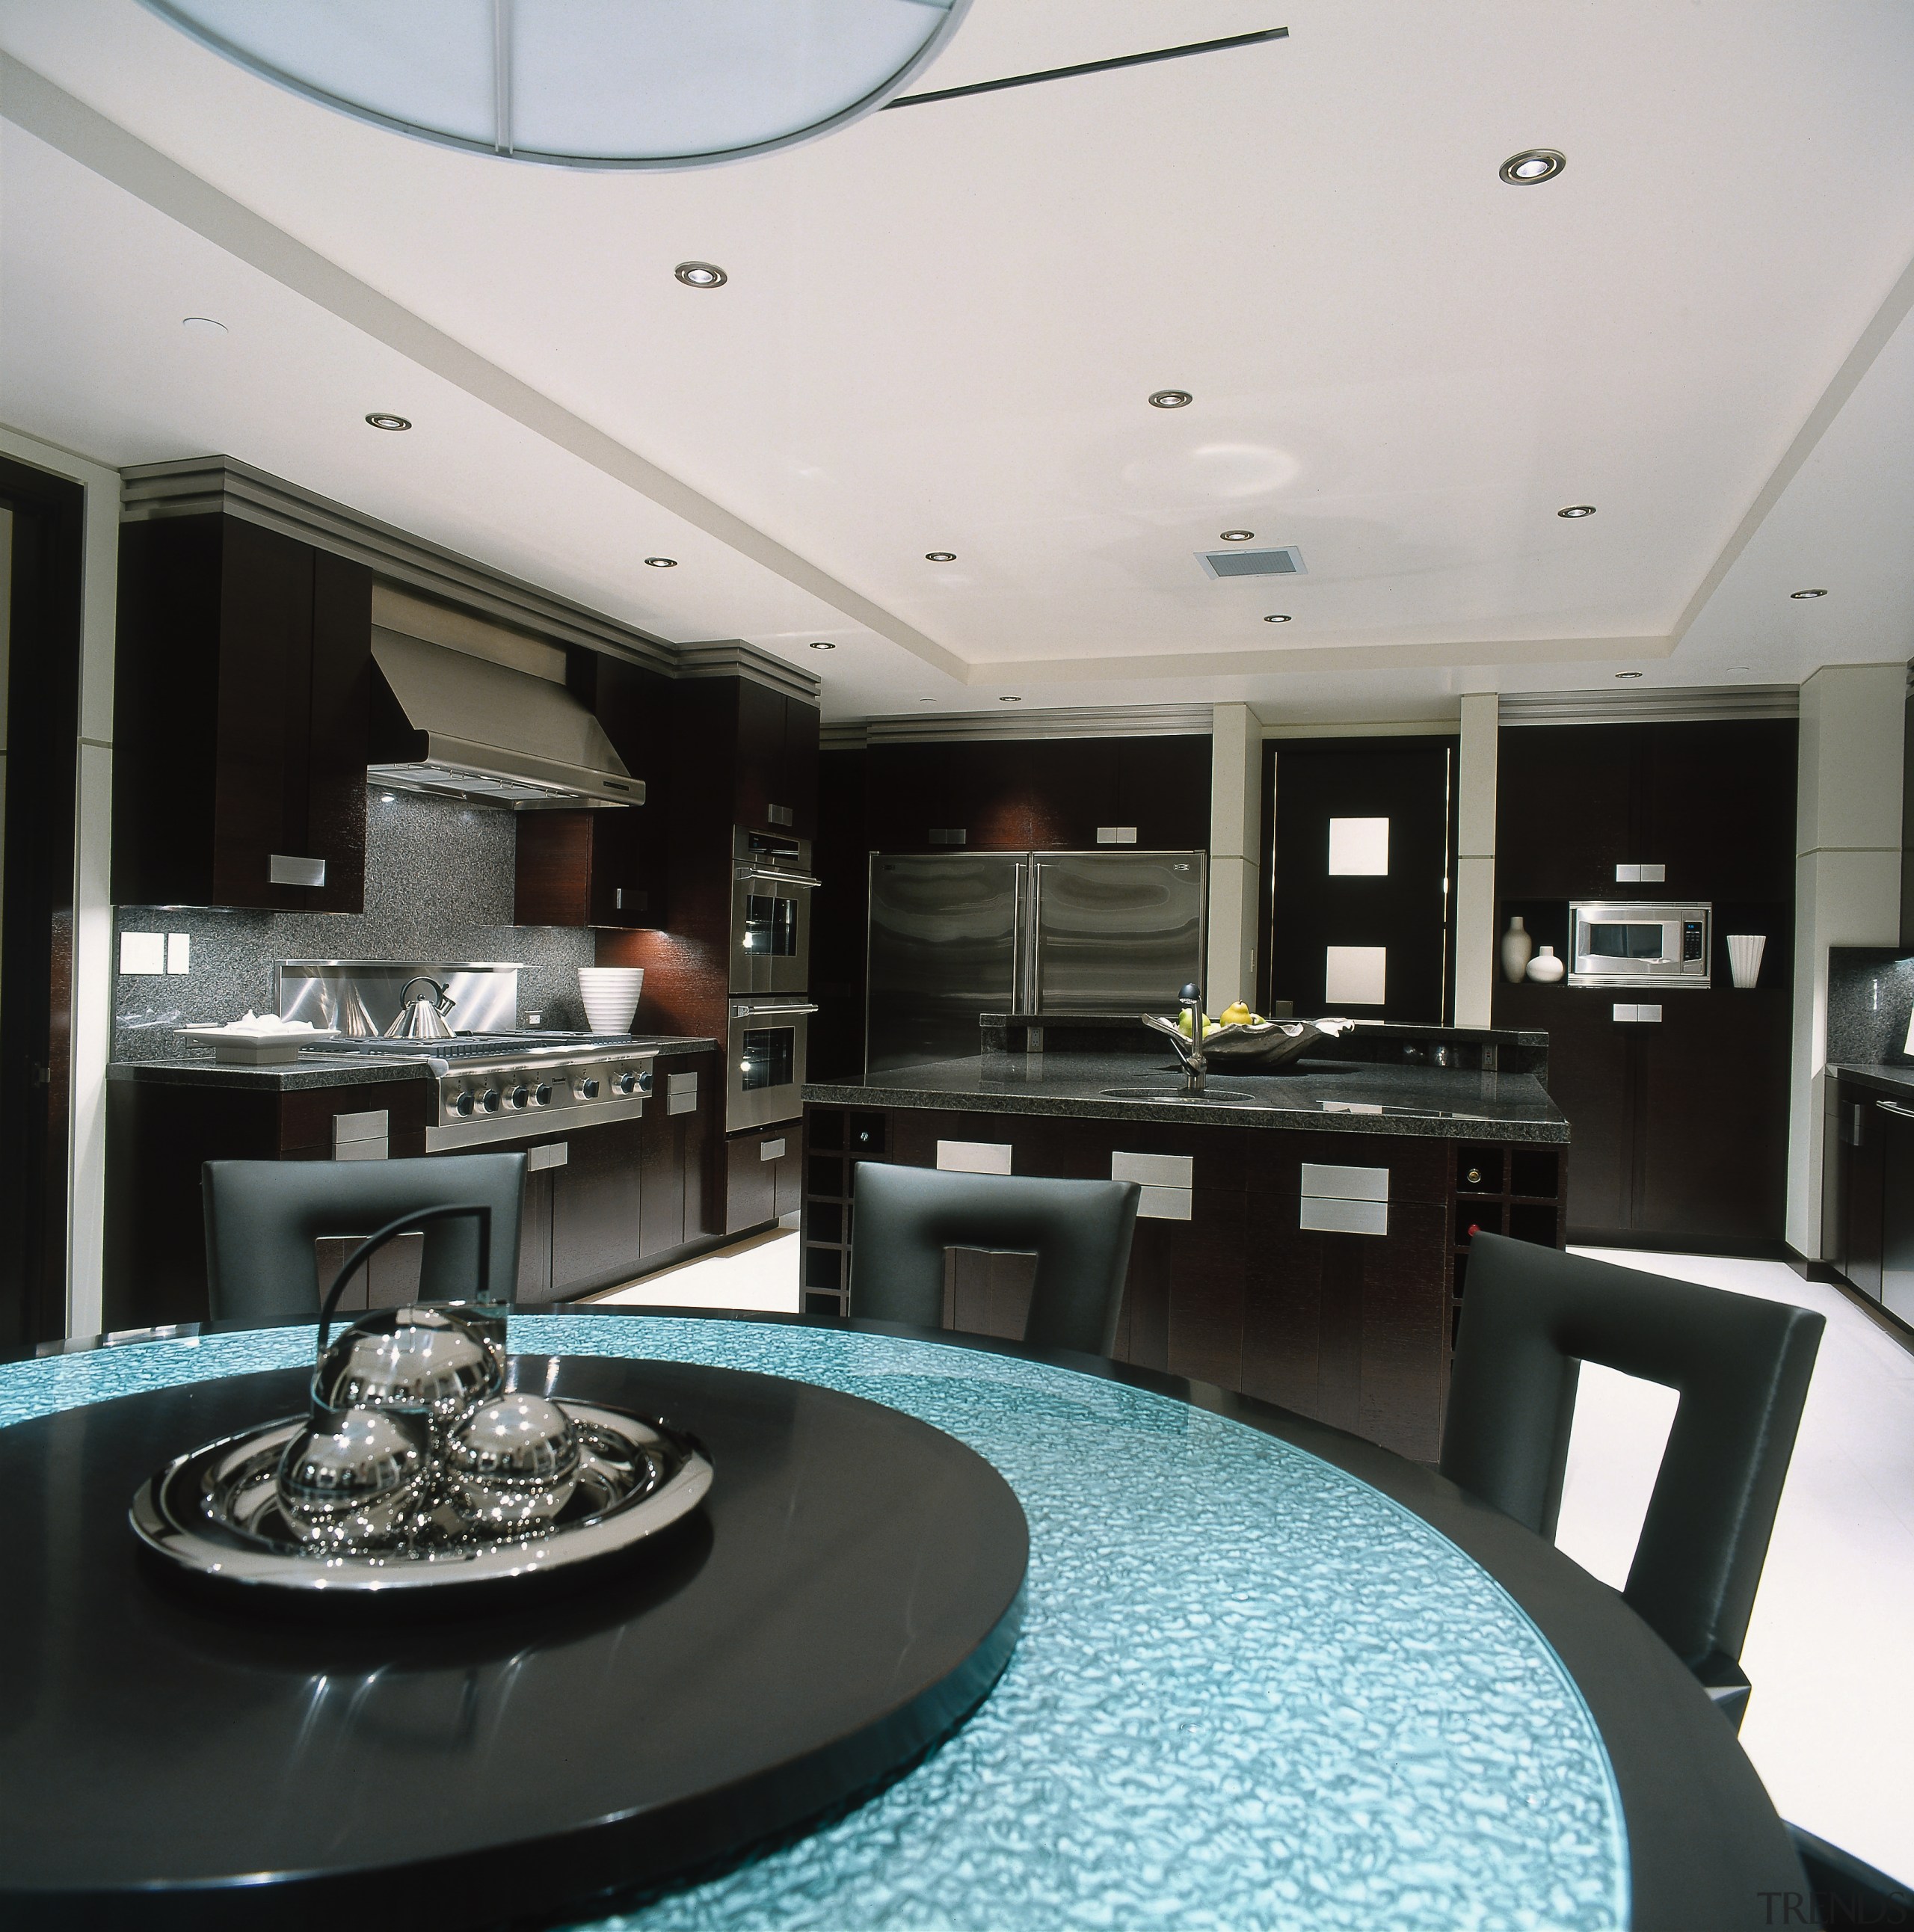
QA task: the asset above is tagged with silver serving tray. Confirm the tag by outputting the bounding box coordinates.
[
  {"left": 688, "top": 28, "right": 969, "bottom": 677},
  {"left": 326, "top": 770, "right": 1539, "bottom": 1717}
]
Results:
[{"left": 131, "top": 1397, "right": 712, "bottom": 1596}]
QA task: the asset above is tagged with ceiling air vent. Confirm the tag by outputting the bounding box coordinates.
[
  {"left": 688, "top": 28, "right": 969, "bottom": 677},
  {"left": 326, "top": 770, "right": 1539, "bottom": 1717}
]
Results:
[{"left": 1196, "top": 545, "right": 1306, "bottom": 580}]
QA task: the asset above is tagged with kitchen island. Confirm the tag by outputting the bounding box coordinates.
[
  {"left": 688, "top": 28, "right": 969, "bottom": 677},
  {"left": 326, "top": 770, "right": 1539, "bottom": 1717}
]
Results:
[{"left": 803, "top": 1022, "right": 1567, "bottom": 1459}]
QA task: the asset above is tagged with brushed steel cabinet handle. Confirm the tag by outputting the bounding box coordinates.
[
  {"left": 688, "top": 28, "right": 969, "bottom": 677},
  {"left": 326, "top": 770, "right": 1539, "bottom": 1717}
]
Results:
[
  {"left": 269, "top": 854, "right": 326, "bottom": 888},
  {"left": 1875, "top": 1099, "right": 1914, "bottom": 1121}
]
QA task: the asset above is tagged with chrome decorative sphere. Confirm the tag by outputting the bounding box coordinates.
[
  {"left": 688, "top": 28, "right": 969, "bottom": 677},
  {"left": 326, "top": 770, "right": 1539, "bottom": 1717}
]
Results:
[
  {"left": 314, "top": 1305, "right": 504, "bottom": 1437},
  {"left": 275, "top": 1403, "right": 431, "bottom": 1548},
  {"left": 446, "top": 1393, "right": 582, "bottom": 1531}
]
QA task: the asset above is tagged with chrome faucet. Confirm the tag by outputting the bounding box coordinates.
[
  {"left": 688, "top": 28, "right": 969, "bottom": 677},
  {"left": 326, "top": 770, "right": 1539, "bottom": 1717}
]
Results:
[{"left": 1176, "top": 981, "right": 1207, "bottom": 1094}]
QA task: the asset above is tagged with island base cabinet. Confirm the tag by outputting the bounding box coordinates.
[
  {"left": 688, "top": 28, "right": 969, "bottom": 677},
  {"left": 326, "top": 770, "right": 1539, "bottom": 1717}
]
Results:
[
  {"left": 1243, "top": 1196, "right": 1448, "bottom": 1464},
  {"left": 801, "top": 1102, "right": 1560, "bottom": 1459}
]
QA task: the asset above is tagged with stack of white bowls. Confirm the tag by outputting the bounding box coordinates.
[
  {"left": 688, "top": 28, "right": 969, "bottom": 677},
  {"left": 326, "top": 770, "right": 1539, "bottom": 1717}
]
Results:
[{"left": 577, "top": 967, "right": 644, "bottom": 1036}]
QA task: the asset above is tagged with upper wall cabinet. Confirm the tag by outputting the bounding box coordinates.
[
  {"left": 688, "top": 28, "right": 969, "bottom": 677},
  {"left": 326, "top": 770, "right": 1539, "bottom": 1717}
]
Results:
[
  {"left": 733, "top": 678, "right": 820, "bottom": 837},
  {"left": 516, "top": 653, "right": 674, "bottom": 929},
  {"left": 113, "top": 514, "right": 372, "bottom": 912},
  {"left": 864, "top": 734, "right": 1213, "bottom": 853},
  {"left": 1495, "top": 719, "right": 1797, "bottom": 901}
]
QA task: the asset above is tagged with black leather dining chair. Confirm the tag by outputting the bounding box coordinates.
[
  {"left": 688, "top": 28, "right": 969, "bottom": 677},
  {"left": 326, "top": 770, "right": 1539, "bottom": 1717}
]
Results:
[
  {"left": 847, "top": 1164, "right": 1140, "bottom": 1358},
  {"left": 1440, "top": 1234, "right": 1824, "bottom": 1728},
  {"left": 202, "top": 1153, "right": 527, "bottom": 1323}
]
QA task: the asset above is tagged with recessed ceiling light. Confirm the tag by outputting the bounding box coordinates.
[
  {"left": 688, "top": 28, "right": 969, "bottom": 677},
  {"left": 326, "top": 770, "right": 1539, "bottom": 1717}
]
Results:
[
  {"left": 1616, "top": 671, "right": 1644, "bottom": 680},
  {"left": 925, "top": 551, "right": 957, "bottom": 562},
  {"left": 809, "top": 640, "right": 836, "bottom": 650},
  {"left": 1728, "top": 665, "right": 1750, "bottom": 673},
  {"left": 1148, "top": 390, "right": 1193, "bottom": 409},
  {"left": 1790, "top": 588, "right": 1827, "bottom": 599},
  {"left": 181, "top": 315, "right": 226, "bottom": 336},
  {"left": 918, "top": 698, "right": 938, "bottom": 704},
  {"left": 999, "top": 695, "right": 1022, "bottom": 703},
  {"left": 1557, "top": 504, "right": 1596, "bottom": 518},
  {"left": 365, "top": 412, "right": 411, "bottom": 431},
  {"left": 1501, "top": 149, "right": 1566, "bottom": 185},
  {"left": 644, "top": 556, "right": 677, "bottom": 568},
  {"left": 674, "top": 262, "right": 727, "bottom": 289},
  {"left": 1264, "top": 613, "right": 1292, "bottom": 624},
  {"left": 1219, "top": 530, "right": 1255, "bottom": 542}
]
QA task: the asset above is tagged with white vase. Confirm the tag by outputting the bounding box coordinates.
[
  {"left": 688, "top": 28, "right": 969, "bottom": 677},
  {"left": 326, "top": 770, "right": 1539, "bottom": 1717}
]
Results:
[
  {"left": 1500, "top": 916, "right": 1533, "bottom": 985},
  {"left": 578, "top": 966, "right": 644, "bottom": 1036},
  {"left": 1526, "top": 944, "right": 1564, "bottom": 985},
  {"left": 1726, "top": 934, "right": 1766, "bottom": 990}
]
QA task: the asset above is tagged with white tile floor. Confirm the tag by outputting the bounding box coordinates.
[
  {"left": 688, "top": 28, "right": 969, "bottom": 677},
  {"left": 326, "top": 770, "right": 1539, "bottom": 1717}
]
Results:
[{"left": 593, "top": 1231, "right": 1913, "bottom": 1883}]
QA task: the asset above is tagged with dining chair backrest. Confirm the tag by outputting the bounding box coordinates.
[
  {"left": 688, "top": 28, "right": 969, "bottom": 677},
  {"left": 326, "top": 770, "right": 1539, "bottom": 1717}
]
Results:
[
  {"left": 847, "top": 1163, "right": 1139, "bottom": 1358},
  {"left": 1440, "top": 1234, "right": 1822, "bottom": 1691},
  {"left": 202, "top": 1153, "right": 527, "bottom": 1323}
]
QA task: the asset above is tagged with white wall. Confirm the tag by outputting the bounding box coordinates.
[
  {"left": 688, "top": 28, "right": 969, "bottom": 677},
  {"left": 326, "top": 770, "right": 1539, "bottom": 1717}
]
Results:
[
  {"left": 1787, "top": 663, "right": 1905, "bottom": 1256},
  {"left": 0, "top": 425, "right": 117, "bottom": 1337},
  {"left": 1206, "top": 704, "right": 1261, "bottom": 1012}
]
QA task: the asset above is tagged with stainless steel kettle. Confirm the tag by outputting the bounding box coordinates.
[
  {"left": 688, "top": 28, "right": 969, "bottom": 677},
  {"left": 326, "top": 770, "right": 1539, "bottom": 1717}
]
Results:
[{"left": 384, "top": 975, "right": 458, "bottom": 1040}]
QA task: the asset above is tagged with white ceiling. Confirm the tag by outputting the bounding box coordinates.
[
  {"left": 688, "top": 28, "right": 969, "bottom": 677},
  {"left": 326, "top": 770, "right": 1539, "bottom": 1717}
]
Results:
[{"left": 3, "top": 0, "right": 1913, "bottom": 722}]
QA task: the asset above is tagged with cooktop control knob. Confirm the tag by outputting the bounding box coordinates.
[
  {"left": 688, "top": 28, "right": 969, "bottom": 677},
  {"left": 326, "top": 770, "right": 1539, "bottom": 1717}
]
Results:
[
  {"left": 534, "top": 1082, "right": 553, "bottom": 1106},
  {"left": 481, "top": 1089, "right": 501, "bottom": 1113},
  {"left": 509, "top": 1085, "right": 529, "bottom": 1109},
  {"left": 638, "top": 1068, "right": 655, "bottom": 1095},
  {"left": 454, "top": 1092, "right": 476, "bottom": 1117},
  {"left": 615, "top": 1071, "right": 638, "bottom": 1095},
  {"left": 581, "top": 1077, "right": 600, "bottom": 1100}
]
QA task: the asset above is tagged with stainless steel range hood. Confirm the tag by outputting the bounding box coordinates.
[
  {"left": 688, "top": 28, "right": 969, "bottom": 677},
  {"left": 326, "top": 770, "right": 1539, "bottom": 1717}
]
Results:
[{"left": 367, "top": 627, "right": 641, "bottom": 809}]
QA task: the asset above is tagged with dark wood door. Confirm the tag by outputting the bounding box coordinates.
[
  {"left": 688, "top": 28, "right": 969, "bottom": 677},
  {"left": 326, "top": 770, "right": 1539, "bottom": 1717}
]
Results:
[
  {"left": 780, "top": 698, "right": 821, "bottom": 838},
  {"left": 1265, "top": 736, "right": 1456, "bottom": 1022},
  {"left": 1495, "top": 724, "right": 1640, "bottom": 899},
  {"left": 1117, "top": 735, "right": 1212, "bottom": 851},
  {"left": 1631, "top": 990, "right": 1791, "bottom": 1246},
  {"left": 550, "top": 1118, "right": 644, "bottom": 1298},
  {"left": 1639, "top": 720, "right": 1798, "bottom": 901},
  {"left": 1840, "top": 1086, "right": 1885, "bottom": 1298},
  {"left": 733, "top": 678, "right": 787, "bottom": 833},
  {"left": 1879, "top": 1103, "right": 1914, "bottom": 1326},
  {"left": 638, "top": 1100, "right": 686, "bottom": 1258}
]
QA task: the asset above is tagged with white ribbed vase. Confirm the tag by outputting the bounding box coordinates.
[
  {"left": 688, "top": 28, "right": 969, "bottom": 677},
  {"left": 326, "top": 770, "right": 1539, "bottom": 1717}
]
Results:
[{"left": 578, "top": 967, "right": 644, "bottom": 1036}]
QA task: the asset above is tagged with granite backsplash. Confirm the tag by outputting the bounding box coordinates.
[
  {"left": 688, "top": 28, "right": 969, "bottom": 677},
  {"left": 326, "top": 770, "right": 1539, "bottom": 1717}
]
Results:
[
  {"left": 112, "top": 790, "right": 597, "bottom": 1060},
  {"left": 1826, "top": 944, "right": 1914, "bottom": 1066}
]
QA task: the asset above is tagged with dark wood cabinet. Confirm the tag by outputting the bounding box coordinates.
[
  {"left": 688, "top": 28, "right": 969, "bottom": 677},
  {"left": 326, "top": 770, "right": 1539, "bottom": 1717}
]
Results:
[
  {"left": 515, "top": 808, "right": 658, "bottom": 929},
  {"left": 725, "top": 1123, "right": 800, "bottom": 1235},
  {"left": 1833, "top": 1077, "right": 1914, "bottom": 1326},
  {"left": 639, "top": 1054, "right": 716, "bottom": 1259},
  {"left": 114, "top": 513, "right": 372, "bottom": 911},
  {"left": 1493, "top": 719, "right": 1797, "bottom": 1252},
  {"left": 732, "top": 679, "right": 819, "bottom": 837},
  {"left": 801, "top": 1101, "right": 1563, "bottom": 1459},
  {"left": 514, "top": 653, "right": 672, "bottom": 929},
  {"left": 862, "top": 733, "right": 1212, "bottom": 854},
  {"left": 550, "top": 1116, "right": 644, "bottom": 1297}
]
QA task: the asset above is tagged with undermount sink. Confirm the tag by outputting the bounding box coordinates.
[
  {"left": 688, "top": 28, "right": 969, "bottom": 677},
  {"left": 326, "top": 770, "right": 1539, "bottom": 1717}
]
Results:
[{"left": 1099, "top": 1083, "right": 1267, "bottom": 1107}]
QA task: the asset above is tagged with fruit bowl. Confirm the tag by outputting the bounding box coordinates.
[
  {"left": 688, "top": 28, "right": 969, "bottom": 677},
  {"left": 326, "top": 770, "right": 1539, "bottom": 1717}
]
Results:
[{"left": 1139, "top": 1012, "right": 1332, "bottom": 1071}]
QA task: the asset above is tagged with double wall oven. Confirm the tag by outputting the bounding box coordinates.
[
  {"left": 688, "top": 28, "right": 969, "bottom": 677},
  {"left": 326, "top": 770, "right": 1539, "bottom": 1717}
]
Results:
[{"left": 727, "top": 828, "right": 818, "bottom": 1130}]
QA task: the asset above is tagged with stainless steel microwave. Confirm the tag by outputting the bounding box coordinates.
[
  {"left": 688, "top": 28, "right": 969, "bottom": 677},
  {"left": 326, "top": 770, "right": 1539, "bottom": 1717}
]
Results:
[{"left": 1568, "top": 901, "right": 1711, "bottom": 989}]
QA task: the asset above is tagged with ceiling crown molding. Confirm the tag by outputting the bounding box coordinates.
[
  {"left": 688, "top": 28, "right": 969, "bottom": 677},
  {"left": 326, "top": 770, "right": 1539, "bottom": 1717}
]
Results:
[
  {"left": 120, "top": 455, "right": 821, "bottom": 698},
  {"left": 822, "top": 703, "right": 1214, "bottom": 748},
  {"left": 1498, "top": 683, "right": 1800, "bottom": 727}
]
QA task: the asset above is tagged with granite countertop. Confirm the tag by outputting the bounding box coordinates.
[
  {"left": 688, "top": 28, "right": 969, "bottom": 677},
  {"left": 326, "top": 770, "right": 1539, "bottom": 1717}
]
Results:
[
  {"left": 979, "top": 1013, "right": 1547, "bottom": 1047},
  {"left": 108, "top": 1034, "right": 718, "bottom": 1092},
  {"left": 806, "top": 1050, "right": 1569, "bottom": 1142},
  {"left": 1830, "top": 1062, "right": 1914, "bottom": 1101}
]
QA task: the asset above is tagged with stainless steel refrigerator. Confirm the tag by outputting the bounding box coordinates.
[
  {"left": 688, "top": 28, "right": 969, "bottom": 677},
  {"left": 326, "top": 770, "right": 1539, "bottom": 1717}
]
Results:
[{"left": 865, "top": 850, "right": 1207, "bottom": 1074}]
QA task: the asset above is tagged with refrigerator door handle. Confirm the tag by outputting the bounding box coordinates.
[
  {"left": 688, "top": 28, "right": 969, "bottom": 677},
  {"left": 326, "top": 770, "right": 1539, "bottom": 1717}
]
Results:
[
  {"left": 1027, "top": 860, "right": 1045, "bottom": 1013},
  {"left": 1011, "top": 860, "right": 1027, "bottom": 1013}
]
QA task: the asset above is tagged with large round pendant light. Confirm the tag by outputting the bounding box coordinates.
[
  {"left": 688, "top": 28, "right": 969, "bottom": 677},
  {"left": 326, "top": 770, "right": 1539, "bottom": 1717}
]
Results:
[{"left": 141, "top": 0, "right": 972, "bottom": 170}]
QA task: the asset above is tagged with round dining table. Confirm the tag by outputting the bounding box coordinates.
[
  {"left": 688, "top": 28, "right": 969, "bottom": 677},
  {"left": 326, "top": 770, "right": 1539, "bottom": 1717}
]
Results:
[{"left": 0, "top": 1305, "right": 1806, "bottom": 1931}]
